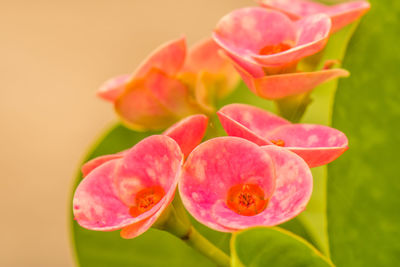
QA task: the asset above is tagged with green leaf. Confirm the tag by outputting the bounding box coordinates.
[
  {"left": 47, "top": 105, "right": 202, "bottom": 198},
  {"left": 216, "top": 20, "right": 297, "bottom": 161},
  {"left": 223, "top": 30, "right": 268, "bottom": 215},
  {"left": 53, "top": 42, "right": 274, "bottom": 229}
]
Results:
[
  {"left": 295, "top": 21, "right": 360, "bottom": 256},
  {"left": 231, "top": 227, "right": 333, "bottom": 267},
  {"left": 328, "top": 1, "right": 400, "bottom": 266},
  {"left": 70, "top": 124, "right": 230, "bottom": 267},
  {"left": 279, "top": 217, "right": 321, "bottom": 250}
]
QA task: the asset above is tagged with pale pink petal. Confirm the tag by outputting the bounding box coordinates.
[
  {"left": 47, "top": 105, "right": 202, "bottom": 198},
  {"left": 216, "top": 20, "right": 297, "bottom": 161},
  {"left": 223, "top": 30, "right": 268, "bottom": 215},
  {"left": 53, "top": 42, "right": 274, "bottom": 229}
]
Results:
[
  {"left": 213, "top": 7, "right": 296, "bottom": 63},
  {"left": 179, "top": 137, "right": 275, "bottom": 232},
  {"left": 163, "top": 114, "right": 208, "bottom": 157},
  {"left": 258, "top": 0, "right": 370, "bottom": 33},
  {"left": 217, "top": 104, "right": 290, "bottom": 145},
  {"left": 267, "top": 124, "right": 349, "bottom": 167},
  {"left": 115, "top": 69, "right": 195, "bottom": 131},
  {"left": 97, "top": 74, "right": 131, "bottom": 102},
  {"left": 212, "top": 145, "right": 312, "bottom": 229},
  {"left": 81, "top": 152, "right": 126, "bottom": 178},
  {"left": 132, "top": 36, "right": 187, "bottom": 78},
  {"left": 251, "top": 14, "right": 331, "bottom": 66},
  {"left": 73, "top": 159, "right": 134, "bottom": 231}
]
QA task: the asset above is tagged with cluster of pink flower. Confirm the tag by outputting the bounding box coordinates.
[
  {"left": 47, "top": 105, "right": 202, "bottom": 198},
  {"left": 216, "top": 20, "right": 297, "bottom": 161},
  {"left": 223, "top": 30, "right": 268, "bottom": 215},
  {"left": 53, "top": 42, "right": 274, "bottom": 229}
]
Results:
[{"left": 73, "top": 0, "right": 369, "bottom": 239}]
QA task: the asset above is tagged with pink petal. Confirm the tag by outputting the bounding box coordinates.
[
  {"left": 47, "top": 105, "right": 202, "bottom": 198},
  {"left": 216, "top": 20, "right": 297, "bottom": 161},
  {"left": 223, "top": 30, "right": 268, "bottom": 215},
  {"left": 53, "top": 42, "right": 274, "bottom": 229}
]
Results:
[
  {"left": 258, "top": 0, "right": 328, "bottom": 19},
  {"left": 132, "top": 36, "right": 187, "bottom": 78},
  {"left": 97, "top": 37, "right": 186, "bottom": 103},
  {"left": 183, "top": 38, "right": 227, "bottom": 73},
  {"left": 213, "top": 7, "right": 297, "bottom": 64},
  {"left": 258, "top": 0, "right": 371, "bottom": 33},
  {"left": 219, "top": 50, "right": 265, "bottom": 82},
  {"left": 145, "top": 70, "right": 195, "bottom": 115},
  {"left": 115, "top": 68, "right": 195, "bottom": 131},
  {"left": 267, "top": 124, "right": 349, "bottom": 167},
  {"left": 252, "top": 68, "right": 349, "bottom": 99},
  {"left": 217, "top": 104, "right": 290, "bottom": 145},
  {"left": 212, "top": 145, "right": 312, "bottom": 229},
  {"left": 223, "top": 51, "right": 349, "bottom": 99},
  {"left": 119, "top": 216, "right": 157, "bottom": 239},
  {"left": 163, "top": 114, "right": 208, "bottom": 158},
  {"left": 326, "top": 1, "right": 371, "bottom": 33},
  {"left": 81, "top": 152, "right": 126, "bottom": 178},
  {"left": 97, "top": 74, "right": 131, "bottom": 102},
  {"left": 251, "top": 14, "right": 331, "bottom": 66},
  {"left": 73, "top": 159, "right": 135, "bottom": 231},
  {"left": 120, "top": 187, "right": 176, "bottom": 239},
  {"left": 179, "top": 137, "right": 275, "bottom": 232},
  {"left": 114, "top": 135, "right": 183, "bottom": 208}
]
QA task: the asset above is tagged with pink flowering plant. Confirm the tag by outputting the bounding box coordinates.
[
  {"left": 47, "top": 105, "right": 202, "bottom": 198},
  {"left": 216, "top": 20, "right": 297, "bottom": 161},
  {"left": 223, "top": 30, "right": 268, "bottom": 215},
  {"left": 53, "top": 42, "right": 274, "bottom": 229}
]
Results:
[{"left": 71, "top": 1, "right": 373, "bottom": 266}]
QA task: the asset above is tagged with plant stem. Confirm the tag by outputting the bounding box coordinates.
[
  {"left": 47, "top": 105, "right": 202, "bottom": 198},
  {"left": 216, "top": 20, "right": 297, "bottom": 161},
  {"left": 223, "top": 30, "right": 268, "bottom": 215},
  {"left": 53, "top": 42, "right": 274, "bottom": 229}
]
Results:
[
  {"left": 156, "top": 206, "right": 230, "bottom": 267},
  {"left": 181, "top": 226, "right": 231, "bottom": 267},
  {"left": 275, "top": 92, "right": 313, "bottom": 123},
  {"left": 172, "top": 193, "right": 191, "bottom": 226}
]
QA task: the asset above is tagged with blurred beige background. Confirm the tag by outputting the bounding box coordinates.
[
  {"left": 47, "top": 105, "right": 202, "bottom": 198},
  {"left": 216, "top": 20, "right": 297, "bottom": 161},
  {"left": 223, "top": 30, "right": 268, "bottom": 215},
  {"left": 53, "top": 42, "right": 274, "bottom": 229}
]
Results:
[{"left": 0, "top": 1, "right": 252, "bottom": 266}]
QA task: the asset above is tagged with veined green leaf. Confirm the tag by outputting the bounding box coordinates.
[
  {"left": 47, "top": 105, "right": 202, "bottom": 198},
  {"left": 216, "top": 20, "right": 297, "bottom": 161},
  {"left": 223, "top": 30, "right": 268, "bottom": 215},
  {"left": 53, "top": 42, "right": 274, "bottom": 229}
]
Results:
[
  {"left": 231, "top": 227, "right": 333, "bottom": 267},
  {"left": 328, "top": 0, "right": 400, "bottom": 266}
]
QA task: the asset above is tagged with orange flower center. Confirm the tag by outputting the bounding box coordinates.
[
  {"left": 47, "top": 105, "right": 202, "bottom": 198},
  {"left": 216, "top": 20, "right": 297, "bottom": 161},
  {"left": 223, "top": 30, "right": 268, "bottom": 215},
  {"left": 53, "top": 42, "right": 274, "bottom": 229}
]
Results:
[
  {"left": 129, "top": 185, "right": 165, "bottom": 217},
  {"left": 270, "top": 139, "right": 285, "bottom": 147},
  {"left": 226, "top": 184, "right": 268, "bottom": 216},
  {"left": 259, "top": 42, "right": 293, "bottom": 56}
]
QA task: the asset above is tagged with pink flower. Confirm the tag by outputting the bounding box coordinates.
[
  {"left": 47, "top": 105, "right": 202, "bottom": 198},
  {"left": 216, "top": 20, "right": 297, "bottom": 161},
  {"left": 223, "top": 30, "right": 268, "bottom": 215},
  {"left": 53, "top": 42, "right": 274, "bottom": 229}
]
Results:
[
  {"left": 81, "top": 114, "right": 208, "bottom": 177},
  {"left": 217, "top": 104, "right": 348, "bottom": 167},
  {"left": 212, "top": 7, "right": 349, "bottom": 100},
  {"left": 179, "top": 137, "right": 313, "bottom": 231},
  {"left": 258, "top": 0, "right": 371, "bottom": 33},
  {"left": 98, "top": 37, "right": 238, "bottom": 130},
  {"left": 73, "top": 135, "right": 183, "bottom": 239}
]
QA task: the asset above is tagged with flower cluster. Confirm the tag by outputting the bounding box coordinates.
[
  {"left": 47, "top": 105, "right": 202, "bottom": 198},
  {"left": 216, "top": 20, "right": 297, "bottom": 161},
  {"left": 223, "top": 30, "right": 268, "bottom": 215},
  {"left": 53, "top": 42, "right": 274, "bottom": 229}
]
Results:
[
  {"left": 73, "top": 0, "right": 369, "bottom": 242},
  {"left": 75, "top": 121, "right": 314, "bottom": 235}
]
